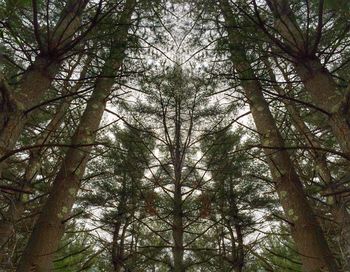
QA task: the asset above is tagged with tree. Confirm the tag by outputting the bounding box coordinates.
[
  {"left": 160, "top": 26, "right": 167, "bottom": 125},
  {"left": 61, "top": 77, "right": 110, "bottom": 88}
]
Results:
[
  {"left": 214, "top": 1, "right": 338, "bottom": 270},
  {"left": 201, "top": 127, "right": 274, "bottom": 272},
  {"left": 1, "top": 0, "right": 349, "bottom": 270},
  {"left": 16, "top": 1, "right": 137, "bottom": 270},
  {"left": 260, "top": 0, "right": 350, "bottom": 157}
]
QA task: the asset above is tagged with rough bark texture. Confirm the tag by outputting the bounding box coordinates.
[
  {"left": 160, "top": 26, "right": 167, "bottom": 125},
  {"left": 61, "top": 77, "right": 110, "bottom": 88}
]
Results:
[
  {"left": 0, "top": 57, "right": 59, "bottom": 161},
  {"left": 294, "top": 59, "right": 350, "bottom": 157},
  {"left": 220, "top": 1, "right": 338, "bottom": 271},
  {"left": 239, "top": 61, "right": 337, "bottom": 272},
  {"left": 0, "top": 0, "right": 89, "bottom": 174},
  {"left": 16, "top": 77, "right": 108, "bottom": 272},
  {"left": 16, "top": 1, "right": 135, "bottom": 270},
  {"left": 0, "top": 97, "right": 69, "bottom": 265},
  {"left": 266, "top": 0, "right": 350, "bottom": 157},
  {"left": 0, "top": 57, "right": 90, "bottom": 262},
  {"left": 267, "top": 60, "right": 350, "bottom": 270}
]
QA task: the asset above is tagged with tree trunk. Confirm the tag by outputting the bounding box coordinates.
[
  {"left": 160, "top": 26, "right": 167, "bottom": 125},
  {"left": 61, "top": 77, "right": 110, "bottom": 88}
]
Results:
[
  {"left": 237, "top": 59, "right": 337, "bottom": 272},
  {"left": 220, "top": 1, "right": 338, "bottom": 271},
  {"left": 234, "top": 224, "right": 244, "bottom": 272},
  {"left": 0, "top": 57, "right": 59, "bottom": 164},
  {"left": 229, "top": 195, "right": 244, "bottom": 272},
  {"left": 16, "top": 75, "right": 109, "bottom": 272},
  {"left": 0, "top": 56, "right": 91, "bottom": 260},
  {"left": 266, "top": 59, "right": 350, "bottom": 270},
  {"left": 16, "top": 1, "right": 135, "bottom": 270},
  {"left": 171, "top": 96, "right": 185, "bottom": 272},
  {"left": 295, "top": 59, "right": 350, "bottom": 157},
  {"left": 112, "top": 221, "right": 124, "bottom": 272},
  {"left": 265, "top": 0, "right": 350, "bottom": 157},
  {"left": 112, "top": 181, "right": 129, "bottom": 272},
  {"left": 172, "top": 185, "right": 185, "bottom": 272},
  {"left": 0, "top": 97, "right": 70, "bottom": 263},
  {"left": 0, "top": 0, "right": 89, "bottom": 174}
]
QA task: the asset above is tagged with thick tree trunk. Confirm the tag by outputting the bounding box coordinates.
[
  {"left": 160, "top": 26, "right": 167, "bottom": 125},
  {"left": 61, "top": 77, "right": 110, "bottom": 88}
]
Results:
[
  {"left": 266, "top": 60, "right": 350, "bottom": 270},
  {"left": 16, "top": 78, "right": 109, "bottom": 271},
  {"left": 0, "top": 97, "right": 70, "bottom": 262},
  {"left": 0, "top": 57, "right": 59, "bottom": 161},
  {"left": 238, "top": 60, "right": 337, "bottom": 272},
  {"left": 16, "top": 1, "right": 135, "bottom": 270},
  {"left": 265, "top": 0, "right": 350, "bottom": 157},
  {"left": 0, "top": 0, "right": 89, "bottom": 174},
  {"left": 220, "top": 1, "right": 338, "bottom": 271},
  {"left": 294, "top": 58, "right": 350, "bottom": 157},
  {"left": 0, "top": 56, "right": 90, "bottom": 260}
]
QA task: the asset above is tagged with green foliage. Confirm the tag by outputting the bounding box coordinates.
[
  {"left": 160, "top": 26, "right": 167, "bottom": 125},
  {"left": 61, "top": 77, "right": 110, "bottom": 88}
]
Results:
[
  {"left": 258, "top": 228, "right": 302, "bottom": 272},
  {"left": 54, "top": 230, "right": 101, "bottom": 272},
  {"left": 324, "top": 0, "right": 350, "bottom": 12},
  {"left": 1, "top": 0, "right": 349, "bottom": 270}
]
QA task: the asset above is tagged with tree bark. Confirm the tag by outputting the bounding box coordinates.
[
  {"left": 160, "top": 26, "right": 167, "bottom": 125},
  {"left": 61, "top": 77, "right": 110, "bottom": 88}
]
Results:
[
  {"left": 266, "top": 59, "right": 350, "bottom": 270},
  {"left": 16, "top": 1, "right": 135, "bottom": 270},
  {"left": 265, "top": 0, "right": 350, "bottom": 157},
  {"left": 237, "top": 58, "right": 337, "bottom": 272},
  {"left": 0, "top": 56, "right": 91, "bottom": 260},
  {"left": 0, "top": 0, "right": 89, "bottom": 175},
  {"left": 220, "top": 1, "right": 338, "bottom": 271}
]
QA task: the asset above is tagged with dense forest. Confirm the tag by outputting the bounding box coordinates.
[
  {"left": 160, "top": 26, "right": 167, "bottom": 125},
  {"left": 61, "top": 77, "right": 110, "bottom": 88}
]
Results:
[{"left": 0, "top": 0, "right": 350, "bottom": 271}]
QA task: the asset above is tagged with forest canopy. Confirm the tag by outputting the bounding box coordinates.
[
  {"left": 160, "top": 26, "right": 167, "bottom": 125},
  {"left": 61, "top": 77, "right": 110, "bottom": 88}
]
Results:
[{"left": 0, "top": 0, "right": 350, "bottom": 271}]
